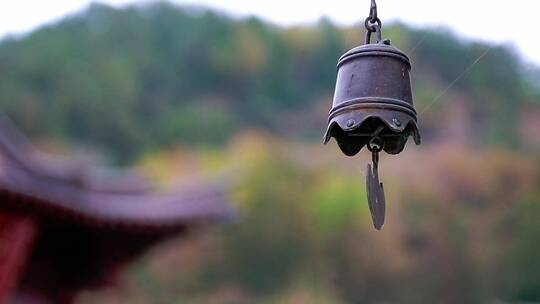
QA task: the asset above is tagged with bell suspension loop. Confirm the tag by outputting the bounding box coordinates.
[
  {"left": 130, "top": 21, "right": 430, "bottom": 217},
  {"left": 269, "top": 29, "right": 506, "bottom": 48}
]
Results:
[{"left": 364, "top": 0, "right": 383, "bottom": 44}]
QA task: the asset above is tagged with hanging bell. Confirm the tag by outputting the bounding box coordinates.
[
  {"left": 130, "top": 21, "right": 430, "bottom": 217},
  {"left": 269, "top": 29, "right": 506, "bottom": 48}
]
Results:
[
  {"left": 323, "top": 27, "right": 421, "bottom": 155},
  {"left": 323, "top": 0, "right": 421, "bottom": 230}
]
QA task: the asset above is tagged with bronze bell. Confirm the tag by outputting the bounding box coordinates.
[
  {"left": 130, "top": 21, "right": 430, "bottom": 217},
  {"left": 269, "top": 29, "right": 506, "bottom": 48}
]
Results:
[{"left": 323, "top": 0, "right": 421, "bottom": 230}]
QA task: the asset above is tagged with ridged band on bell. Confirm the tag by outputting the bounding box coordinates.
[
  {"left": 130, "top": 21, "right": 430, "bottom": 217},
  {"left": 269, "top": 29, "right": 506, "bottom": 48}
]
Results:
[{"left": 323, "top": 43, "right": 421, "bottom": 156}]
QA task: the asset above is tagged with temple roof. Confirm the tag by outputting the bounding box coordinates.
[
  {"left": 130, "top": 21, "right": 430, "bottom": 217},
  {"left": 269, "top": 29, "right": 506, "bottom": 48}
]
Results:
[{"left": 0, "top": 116, "right": 234, "bottom": 231}]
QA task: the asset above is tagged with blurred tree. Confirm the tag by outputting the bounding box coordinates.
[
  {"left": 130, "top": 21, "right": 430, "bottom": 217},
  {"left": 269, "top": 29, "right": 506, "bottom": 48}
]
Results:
[{"left": 0, "top": 2, "right": 538, "bottom": 164}]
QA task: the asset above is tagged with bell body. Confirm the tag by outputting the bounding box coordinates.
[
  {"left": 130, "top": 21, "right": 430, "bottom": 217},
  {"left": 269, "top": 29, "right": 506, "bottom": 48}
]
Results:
[{"left": 324, "top": 42, "right": 421, "bottom": 156}]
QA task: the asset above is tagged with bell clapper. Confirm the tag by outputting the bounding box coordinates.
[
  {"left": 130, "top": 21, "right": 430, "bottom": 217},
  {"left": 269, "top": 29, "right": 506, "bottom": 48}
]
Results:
[{"left": 366, "top": 129, "right": 386, "bottom": 230}]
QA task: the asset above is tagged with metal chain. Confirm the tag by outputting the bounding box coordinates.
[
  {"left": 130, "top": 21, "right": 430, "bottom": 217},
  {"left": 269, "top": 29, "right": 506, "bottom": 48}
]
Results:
[
  {"left": 364, "top": 0, "right": 382, "bottom": 32},
  {"left": 364, "top": 0, "right": 383, "bottom": 44}
]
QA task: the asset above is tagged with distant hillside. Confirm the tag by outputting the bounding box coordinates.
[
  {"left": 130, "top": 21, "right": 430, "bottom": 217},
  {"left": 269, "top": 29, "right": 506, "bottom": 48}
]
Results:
[{"left": 0, "top": 2, "right": 538, "bottom": 163}]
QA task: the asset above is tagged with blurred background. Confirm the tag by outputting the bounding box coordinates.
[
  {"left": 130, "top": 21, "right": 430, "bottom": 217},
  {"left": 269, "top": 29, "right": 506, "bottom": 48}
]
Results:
[{"left": 1, "top": 0, "right": 540, "bottom": 303}]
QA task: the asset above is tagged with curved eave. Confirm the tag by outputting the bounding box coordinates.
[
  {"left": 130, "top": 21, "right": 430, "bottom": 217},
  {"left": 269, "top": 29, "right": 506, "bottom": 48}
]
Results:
[{"left": 0, "top": 165, "right": 234, "bottom": 232}]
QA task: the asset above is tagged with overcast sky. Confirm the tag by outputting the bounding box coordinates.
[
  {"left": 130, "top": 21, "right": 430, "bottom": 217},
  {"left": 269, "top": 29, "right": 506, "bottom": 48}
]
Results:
[{"left": 1, "top": 0, "right": 539, "bottom": 65}]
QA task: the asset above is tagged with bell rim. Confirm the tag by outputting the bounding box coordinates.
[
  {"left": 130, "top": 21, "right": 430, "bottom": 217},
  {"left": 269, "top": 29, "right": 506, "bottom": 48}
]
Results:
[
  {"left": 323, "top": 110, "right": 421, "bottom": 154},
  {"left": 324, "top": 110, "right": 419, "bottom": 139}
]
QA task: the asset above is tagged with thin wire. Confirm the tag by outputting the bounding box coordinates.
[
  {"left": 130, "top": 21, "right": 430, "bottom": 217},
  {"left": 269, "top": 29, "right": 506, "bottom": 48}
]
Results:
[
  {"left": 419, "top": 46, "right": 492, "bottom": 116},
  {"left": 407, "top": 33, "right": 427, "bottom": 55}
]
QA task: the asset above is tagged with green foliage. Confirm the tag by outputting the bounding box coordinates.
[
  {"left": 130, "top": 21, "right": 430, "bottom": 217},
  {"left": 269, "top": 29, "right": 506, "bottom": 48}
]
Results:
[
  {"left": 199, "top": 157, "right": 312, "bottom": 295},
  {"left": 0, "top": 2, "right": 538, "bottom": 163},
  {"left": 500, "top": 193, "right": 540, "bottom": 301},
  {"left": 310, "top": 175, "right": 368, "bottom": 240}
]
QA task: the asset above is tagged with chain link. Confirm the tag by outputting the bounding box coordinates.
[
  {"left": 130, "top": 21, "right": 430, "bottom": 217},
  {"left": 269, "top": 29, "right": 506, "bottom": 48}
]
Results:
[
  {"left": 369, "top": 0, "right": 378, "bottom": 23},
  {"left": 365, "top": 0, "right": 382, "bottom": 31},
  {"left": 364, "top": 0, "right": 383, "bottom": 44}
]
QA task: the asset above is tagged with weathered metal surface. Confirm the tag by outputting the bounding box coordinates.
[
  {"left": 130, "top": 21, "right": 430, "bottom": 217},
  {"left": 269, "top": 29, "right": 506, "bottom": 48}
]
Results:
[{"left": 323, "top": 43, "right": 421, "bottom": 156}]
